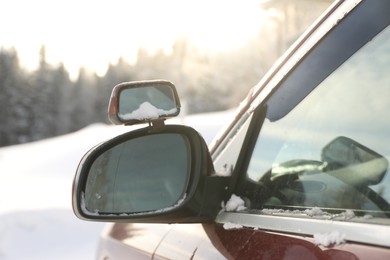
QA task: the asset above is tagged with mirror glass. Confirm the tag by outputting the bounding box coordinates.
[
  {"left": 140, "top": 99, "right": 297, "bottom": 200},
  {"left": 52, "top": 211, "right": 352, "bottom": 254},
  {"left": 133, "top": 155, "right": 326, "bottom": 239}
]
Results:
[
  {"left": 322, "top": 136, "right": 388, "bottom": 185},
  {"left": 83, "top": 133, "right": 190, "bottom": 215},
  {"left": 322, "top": 136, "right": 385, "bottom": 167},
  {"left": 118, "top": 85, "right": 178, "bottom": 121}
]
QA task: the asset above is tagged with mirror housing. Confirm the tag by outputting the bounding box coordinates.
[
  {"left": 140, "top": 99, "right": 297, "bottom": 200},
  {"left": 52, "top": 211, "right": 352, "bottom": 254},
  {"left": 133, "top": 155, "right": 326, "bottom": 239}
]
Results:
[
  {"left": 72, "top": 125, "right": 230, "bottom": 223},
  {"left": 108, "top": 80, "right": 181, "bottom": 125}
]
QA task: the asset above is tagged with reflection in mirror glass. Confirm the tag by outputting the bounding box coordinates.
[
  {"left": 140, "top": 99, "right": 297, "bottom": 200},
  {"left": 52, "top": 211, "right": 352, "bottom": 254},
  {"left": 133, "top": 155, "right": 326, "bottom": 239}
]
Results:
[
  {"left": 84, "top": 133, "right": 190, "bottom": 214},
  {"left": 118, "top": 85, "right": 178, "bottom": 121}
]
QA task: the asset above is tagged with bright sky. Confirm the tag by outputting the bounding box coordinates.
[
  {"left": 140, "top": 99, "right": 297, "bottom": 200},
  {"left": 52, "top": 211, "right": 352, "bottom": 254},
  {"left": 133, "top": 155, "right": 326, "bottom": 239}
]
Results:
[{"left": 0, "top": 0, "right": 267, "bottom": 79}]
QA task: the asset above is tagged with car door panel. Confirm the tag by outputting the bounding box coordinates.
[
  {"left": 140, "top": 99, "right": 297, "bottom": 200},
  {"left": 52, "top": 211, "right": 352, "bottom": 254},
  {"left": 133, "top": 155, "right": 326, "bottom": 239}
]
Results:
[
  {"left": 203, "top": 223, "right": 390, "bottom": 259},
  {"left": 154, "top": 224, "right": 225, "bottom": 259},
  {"left": 97, "top": 223, "right": 172, "bottom": 259}
]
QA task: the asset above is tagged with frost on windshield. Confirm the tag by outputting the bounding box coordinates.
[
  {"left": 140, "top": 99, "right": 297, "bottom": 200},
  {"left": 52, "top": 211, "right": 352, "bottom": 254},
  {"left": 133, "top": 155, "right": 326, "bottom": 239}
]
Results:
[{"left": 119, "top": 102, "right": 178, "bottom": 121}]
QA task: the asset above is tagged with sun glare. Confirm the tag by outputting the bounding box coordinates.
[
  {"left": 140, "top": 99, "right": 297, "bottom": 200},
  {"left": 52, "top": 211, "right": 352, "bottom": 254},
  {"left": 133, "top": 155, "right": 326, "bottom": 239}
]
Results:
[
  {"left": 183, "top": 1, "right": 267, "bottom": 52},
  {"left": 136, "top": 1, "right": 267, "bottom": 53},
  {"left": 1, "top": 0, "right": 268, "bottom": 79}
]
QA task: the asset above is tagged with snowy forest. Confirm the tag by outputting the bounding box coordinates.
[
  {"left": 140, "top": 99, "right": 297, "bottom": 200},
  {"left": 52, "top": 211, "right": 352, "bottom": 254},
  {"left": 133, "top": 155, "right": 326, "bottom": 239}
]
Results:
[
  {"left": 0, "top": 40, "right": 267, "bottom": 147},
  {"left": 0, "top": 0, "right": 330, "bottom": 147}
]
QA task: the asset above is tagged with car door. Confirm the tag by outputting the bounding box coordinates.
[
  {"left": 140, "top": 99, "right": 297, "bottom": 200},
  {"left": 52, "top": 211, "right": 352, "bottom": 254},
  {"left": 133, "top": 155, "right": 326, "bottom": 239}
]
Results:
[{"left": 200, "top": 0, "right": 390, "bottom": 258}]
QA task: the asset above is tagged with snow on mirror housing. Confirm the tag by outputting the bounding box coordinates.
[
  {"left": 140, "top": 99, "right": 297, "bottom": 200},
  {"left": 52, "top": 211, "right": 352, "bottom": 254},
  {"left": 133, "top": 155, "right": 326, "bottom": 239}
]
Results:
[
  {"left": 108, "top": 80, "right": 180, "bottom": 125},
  {"left": 72, "top": 125, "right": 229, "bottom": 223}
]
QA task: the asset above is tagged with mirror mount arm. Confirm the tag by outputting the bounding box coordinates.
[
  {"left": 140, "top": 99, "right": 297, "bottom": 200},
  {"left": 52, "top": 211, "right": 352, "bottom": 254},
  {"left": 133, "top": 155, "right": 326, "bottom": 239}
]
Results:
[
  {"left": 149, "top": 119, "right": 166, "bottom": 128},
  {"left": 123, "top": 119, "right": 166, "bottom": 128}
]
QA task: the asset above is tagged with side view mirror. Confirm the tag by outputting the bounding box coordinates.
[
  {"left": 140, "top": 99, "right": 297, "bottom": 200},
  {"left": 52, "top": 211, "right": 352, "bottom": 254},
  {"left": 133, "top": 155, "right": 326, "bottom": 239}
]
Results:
[
  {"left": 108, "top": 80, "right": 181, "bottom": 125},
  {"left": 73, "top": 80, "right": 230, "bottom": 223},
  {"left": 72, "top": 125, "right": 229, "bottom": 222}
]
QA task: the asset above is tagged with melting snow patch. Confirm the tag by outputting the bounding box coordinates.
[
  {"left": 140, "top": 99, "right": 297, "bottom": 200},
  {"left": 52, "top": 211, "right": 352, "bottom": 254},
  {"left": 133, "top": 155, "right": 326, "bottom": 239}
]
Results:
[
  {"left": 314, "top": 231, "right": 346, "bottom": 247},
  {"left": 340, "top": 209, "right": 355, "bottom": 220},
  {"left": 262, "top": 208, "right": 286, "bottom": 214},
  {"left": 224, "top": 194, "right": 247, "bottom": 212},
  {"left": 363, "top": 214, "right": 373, "bottom": 219},
  {"left": 223, "top": 222, "right": 243, "bottom": 230},
  {"left": 304, "top": 207, "right": 326, "bottom": 217},
  {"left": 261, "top": 207, "right": 359, "bottom": 222}
]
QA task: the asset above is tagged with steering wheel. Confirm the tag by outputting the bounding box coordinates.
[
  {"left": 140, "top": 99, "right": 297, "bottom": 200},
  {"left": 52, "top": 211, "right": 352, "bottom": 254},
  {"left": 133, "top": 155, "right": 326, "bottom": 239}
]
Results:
[{"left": 257, "top": 159, "right": 325, "bottom": 206}]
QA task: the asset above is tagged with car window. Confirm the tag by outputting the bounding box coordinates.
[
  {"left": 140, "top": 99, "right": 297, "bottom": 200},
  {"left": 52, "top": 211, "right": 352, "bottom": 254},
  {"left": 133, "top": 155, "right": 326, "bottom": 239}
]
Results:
[{"left": 243, "top": 23, "right": 390, "bottom": 219}]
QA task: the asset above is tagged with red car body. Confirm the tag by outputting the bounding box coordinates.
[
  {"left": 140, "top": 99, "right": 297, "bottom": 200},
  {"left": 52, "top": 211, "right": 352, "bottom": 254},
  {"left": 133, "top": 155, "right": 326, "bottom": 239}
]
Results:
[{"left": 96, "top": 222, "right": 390, "bottom": 259}]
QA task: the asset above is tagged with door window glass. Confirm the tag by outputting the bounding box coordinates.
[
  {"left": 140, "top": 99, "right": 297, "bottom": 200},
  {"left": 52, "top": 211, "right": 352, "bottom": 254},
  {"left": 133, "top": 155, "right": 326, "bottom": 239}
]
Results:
[{"left": 245, "top": 25, "right": 390, "bottom": 218}]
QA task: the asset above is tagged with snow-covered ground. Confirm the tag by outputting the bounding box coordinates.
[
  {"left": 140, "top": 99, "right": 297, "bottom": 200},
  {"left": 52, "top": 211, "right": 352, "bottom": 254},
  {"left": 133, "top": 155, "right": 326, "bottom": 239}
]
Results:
[{"left": 0, "top": 110, "right": 234, "bottom": 260}]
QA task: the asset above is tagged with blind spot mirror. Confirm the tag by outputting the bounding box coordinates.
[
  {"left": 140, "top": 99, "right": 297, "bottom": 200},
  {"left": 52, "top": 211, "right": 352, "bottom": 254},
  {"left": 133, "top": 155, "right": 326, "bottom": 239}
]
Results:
[{"left": 108, "top": 80, "right": 181, "bottom": 125}]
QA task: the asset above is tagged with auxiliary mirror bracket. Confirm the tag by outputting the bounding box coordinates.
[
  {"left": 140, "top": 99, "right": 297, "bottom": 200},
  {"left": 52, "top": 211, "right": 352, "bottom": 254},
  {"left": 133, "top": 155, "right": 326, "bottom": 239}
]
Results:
[
  {"left": 149, "top": 118, "right": 166, "bottom": 128},
  {"left": 125, "top": 118, "right": 167, "bottom": 129}
]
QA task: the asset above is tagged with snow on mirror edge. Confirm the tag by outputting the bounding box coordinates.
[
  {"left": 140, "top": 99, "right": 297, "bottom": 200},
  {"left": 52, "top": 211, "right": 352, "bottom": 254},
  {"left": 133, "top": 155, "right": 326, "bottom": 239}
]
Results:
[
  {"left": 80, "top": 192, "right": 187, "bottom": 217},
  {"left": 119, "top": 102, "right": 178, "bottom": 121}
]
